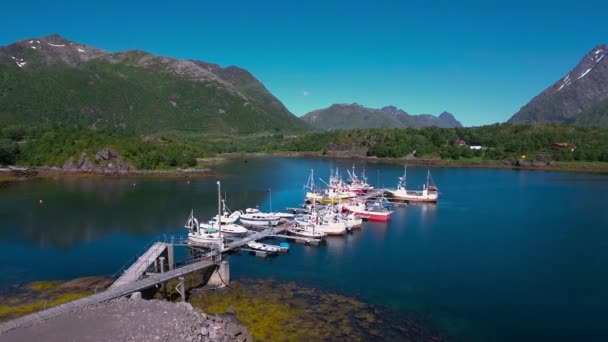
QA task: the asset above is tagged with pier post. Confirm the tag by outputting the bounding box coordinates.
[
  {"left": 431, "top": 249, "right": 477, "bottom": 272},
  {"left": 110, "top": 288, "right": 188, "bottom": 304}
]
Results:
[
  {"left": 206, "top": 260, "right": 230, "bottom": 288},
  {"left": 178, "top": 277, "right": 185, "bottom": 302},
  {"left": 167, "top": 244, "right": 174, "bottom": 270},
  {"left": 159, "top": 256, "right": 166, "bottom": 295},
  {"left": 159, "top": 257, "right": 165, "bottom": 274}
]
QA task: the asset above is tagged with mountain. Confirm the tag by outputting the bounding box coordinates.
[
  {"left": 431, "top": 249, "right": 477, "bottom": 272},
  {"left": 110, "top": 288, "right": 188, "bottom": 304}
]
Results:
[
  {"left": 0, "top": 34, "right": 308, "bottom": 134},
  {"left": 508, "top": 44, "right": 608, "bottom": 126},
  {"left": 301, "top": 104, "right": 462, "bottom": 130}
]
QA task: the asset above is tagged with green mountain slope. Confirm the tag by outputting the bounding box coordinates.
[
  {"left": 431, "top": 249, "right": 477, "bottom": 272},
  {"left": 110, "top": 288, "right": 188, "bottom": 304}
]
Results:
[{"left": 0, "top": 34, "right": 308, "bottom": 134}]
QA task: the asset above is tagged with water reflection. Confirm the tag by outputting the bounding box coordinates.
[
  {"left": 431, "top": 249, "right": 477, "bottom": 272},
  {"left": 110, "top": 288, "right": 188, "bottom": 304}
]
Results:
[{"left": 0, "top": 177, "right": 267, "bottom": 248}]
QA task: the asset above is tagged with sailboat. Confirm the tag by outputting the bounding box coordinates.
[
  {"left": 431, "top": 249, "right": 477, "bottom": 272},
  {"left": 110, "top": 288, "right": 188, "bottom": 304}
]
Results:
[{"left": 386, "top": 166, "right": 439, "bottom": 203}]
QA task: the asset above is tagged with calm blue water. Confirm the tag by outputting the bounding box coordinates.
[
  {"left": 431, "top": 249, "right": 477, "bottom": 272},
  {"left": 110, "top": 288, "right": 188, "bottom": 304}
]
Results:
[{"left": 1, "top": 157, "right": 607, "bottom": 341}]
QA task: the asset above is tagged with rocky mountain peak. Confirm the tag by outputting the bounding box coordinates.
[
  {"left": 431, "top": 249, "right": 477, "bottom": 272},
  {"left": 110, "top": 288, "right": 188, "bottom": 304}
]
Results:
[
  {"left": 509, "top": 43, "right": 608, "bottom": 125},
  {"left": 380, "top": 105, "right": 409, "bottom": 116}
]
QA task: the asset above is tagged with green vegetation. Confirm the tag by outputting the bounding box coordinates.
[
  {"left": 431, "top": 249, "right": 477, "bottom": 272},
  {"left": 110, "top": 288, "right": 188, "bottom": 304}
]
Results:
[
  {"left": 0, "top": 125, "right": 206, "bottom": 169},
  {"left": 2, "top": 123, "right": 608, "bottom": 171},
  {"left": 0, "top": 55, "right": 307, "bottom": 135},
  {"left": 273, "top": 124, "right": 608, "bottom": 162}
]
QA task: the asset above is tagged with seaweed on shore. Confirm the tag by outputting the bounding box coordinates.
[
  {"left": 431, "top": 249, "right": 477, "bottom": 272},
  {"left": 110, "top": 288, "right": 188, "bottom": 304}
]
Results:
[{"left": 189, "top": 278, "right": 446, "bottom": 341}]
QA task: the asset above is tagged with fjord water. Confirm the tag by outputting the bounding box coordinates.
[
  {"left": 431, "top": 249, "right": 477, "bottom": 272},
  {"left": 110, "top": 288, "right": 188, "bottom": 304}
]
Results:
[{"left": 1, "top": 158, "right": 607, "bottom": 341}]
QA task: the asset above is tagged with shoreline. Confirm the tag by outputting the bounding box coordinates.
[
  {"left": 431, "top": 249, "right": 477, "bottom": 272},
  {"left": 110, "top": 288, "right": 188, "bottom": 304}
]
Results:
[
  {"left": 224, "top": 151, "right": 608, "bottom": 174},
  {"left": 0, "top": 166, "right": 215, "bottom": 182},
  {"left": 1, "top": 276, "right": 446, "bottom": 341},
  {"left": 3, "top": 152, "right": 607, "bottom": 182}
]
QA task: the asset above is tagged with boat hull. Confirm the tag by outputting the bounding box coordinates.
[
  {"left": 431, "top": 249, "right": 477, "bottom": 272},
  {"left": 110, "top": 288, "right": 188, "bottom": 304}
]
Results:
[
  {"left": 239, "top": 217, "right": 280, "bottom": 227},
  {"left": 188, "top": 232, "right": 221, "bottom": 245},
  {"left": 386, "top": 189, "right": 438, "bottom": 203}
]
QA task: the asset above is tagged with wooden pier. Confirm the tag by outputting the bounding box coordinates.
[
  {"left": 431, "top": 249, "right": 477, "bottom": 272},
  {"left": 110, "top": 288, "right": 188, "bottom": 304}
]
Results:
[
  {"left": 110, "top": 242, "right": 172, "bottom": 289},
  {"left": 0, "top": 219, "right": 321, "bottom": 334}
]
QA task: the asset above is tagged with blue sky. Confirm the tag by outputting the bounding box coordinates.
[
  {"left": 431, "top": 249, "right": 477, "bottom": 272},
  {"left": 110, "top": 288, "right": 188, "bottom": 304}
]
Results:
[{"left": 2, "top": 0, "right": 607, "bottom": 126}]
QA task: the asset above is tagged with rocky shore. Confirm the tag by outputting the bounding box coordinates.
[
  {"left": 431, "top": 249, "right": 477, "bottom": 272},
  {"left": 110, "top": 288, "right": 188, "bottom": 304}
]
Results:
[
  {"left": 1, "top": 298, "right": 252, "bottom": 342},
  {"left": 1, "top": 147, "right": 213, "bottom": 181}
]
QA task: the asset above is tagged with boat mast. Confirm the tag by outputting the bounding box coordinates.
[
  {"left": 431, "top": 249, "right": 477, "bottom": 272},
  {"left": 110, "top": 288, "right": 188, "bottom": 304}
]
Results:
[{"left": 217, "top": 181, "right": 223, "bottom": 251}]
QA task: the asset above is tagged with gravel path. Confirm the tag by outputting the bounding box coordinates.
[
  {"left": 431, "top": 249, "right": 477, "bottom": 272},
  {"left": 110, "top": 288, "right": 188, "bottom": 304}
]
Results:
[{"left": 1, "top": 298, "right": 251, "bottom": 342}]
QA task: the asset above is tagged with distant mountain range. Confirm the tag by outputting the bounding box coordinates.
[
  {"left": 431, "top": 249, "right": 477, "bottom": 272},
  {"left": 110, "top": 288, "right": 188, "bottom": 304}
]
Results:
[
  {"left": 301, "top": 104, "right": 462, "bottom": 130},
  {"left": 0, "top": 34, "right": 308, "bottom": 134},
  {"left": 509, "top": 44, "right": 608, "bottom": 126}
]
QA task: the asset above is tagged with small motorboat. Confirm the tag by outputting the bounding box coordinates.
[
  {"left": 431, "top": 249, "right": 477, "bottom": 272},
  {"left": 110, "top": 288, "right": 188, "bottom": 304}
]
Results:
[{"left": 246, "top": 241, "right": 280, "bottom": 253}]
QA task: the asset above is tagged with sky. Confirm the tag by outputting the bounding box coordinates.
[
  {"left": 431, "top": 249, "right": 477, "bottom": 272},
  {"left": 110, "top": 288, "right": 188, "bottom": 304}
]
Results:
[{"left": 2, "top": 0, "right": 608, "bottom": 126}]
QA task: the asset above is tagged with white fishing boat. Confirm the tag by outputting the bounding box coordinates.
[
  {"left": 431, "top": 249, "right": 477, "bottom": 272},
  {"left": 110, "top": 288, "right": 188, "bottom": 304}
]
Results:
[
  {"left": 239, "top": 208, "right": 281, "bottom": 227},
  {"left": 185, "top": 210, "right": 222, "bottom": 245},
  {"left": 343, "top": 213, "right": 363, "bottom": 229},
  {"left": 346, "top": 165, "right": 374, "bottom": 194},
  {"left": 246, "top": 241, "right": 280, "bottom": 253},
  {"left": 386, "top": 166, "right": 439, "bottom": 203},
  {"left": 342, "top": 201, "right": 392, "bottom": 222},
  {"left": 287, "top": 222, "right": 326, "bottom": 239},
  {"left": 296, "top": 204, "right": 346, "bottom": 235}
]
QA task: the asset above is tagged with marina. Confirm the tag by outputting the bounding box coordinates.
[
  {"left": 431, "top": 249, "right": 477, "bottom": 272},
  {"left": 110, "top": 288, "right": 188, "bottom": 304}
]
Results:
[{"left": 1, "top": 157, "right": 607, "bottom": 341}]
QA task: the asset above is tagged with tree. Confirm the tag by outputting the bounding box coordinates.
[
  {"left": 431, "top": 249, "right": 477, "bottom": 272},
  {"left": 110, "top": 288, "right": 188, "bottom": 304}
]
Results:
[{"left": 0, "top": 139, "right": 19, "bottom": 165}]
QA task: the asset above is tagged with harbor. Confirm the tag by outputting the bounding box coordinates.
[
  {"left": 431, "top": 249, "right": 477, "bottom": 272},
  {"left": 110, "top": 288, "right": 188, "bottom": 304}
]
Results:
[{"left": 1, "top": 157, "right": 606, "bottom": 341}]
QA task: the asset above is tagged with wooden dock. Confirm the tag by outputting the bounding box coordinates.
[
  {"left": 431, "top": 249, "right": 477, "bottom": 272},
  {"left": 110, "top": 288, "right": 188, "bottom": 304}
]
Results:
[
  {"left": 0, "top": 219, "right": 318, "bottom": 334},
  {"left": 110, "top": 242, "right": 170, "bottom": 289},
  {"left": 0, "top": 256, "right": 217, "bottom": 334}
]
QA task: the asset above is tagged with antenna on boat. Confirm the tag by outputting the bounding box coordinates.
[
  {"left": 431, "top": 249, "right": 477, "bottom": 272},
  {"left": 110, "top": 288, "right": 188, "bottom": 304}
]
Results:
[{"left": 268, "top": 188, "right": 272, "bottom": 212}]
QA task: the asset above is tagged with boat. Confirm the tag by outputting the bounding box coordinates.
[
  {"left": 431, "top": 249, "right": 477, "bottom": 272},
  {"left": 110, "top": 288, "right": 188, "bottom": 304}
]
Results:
[
  {"left": 386, "top": 166, "right": 439, "bottom": 203},
  {"left": 295, "top": 213, "right": 346, "bottom": 235},
  {"left": 342, "top": 201, "right": 392, "bottom": 222},
  {"left": 239, "top": 208, "right": 281, "bottom": 227},
  {"left": 201, "top": 221, "right": 248, "bottom": 237},
  {"left": 346, "top": 165, "right": 374, "bottom": 194},
  {"left": 185, "top": 210, "right": 222, "bottom": 245},
  {"left": 287, "top": 222, "right": 326, "bottom": 239},
  {"left": 210, "top": 199, "right": 241, "bottom": 224},
  {"left": 342, "top": 212, "right": 363, "bottom": 229},
  {"left": 246, "top": 241, "right": 280, "bottom": 253},
  {"left": 304, "top": 169, "right": 356, "bottom": 204},
  {"left": 271, "top": 211, "right": 295, "bottom": 219}
]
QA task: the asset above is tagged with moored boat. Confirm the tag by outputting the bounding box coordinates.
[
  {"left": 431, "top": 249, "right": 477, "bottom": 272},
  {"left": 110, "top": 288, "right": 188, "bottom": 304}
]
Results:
[
  {"left": 239, "top": 208, "right": 281, "bottom": 227},
  {"left": 185, "top": 210, "right": 223, "bottom": 245},
  {"left": 386, "top": 166, "right": 439, "bottom": 203},
  {"left": 342, "top": 201, "right": 392, "bottom": 222},
  {"left": 246, "top": 241, "right": 280, "bottom": 253},
  {"left": 287, "top": 222, "right": 326, "bottom": 239},
  {"left": 346, "top": 165, "right": 374, "bottom": 194}
]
